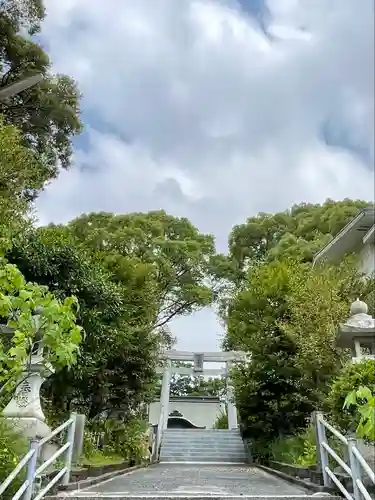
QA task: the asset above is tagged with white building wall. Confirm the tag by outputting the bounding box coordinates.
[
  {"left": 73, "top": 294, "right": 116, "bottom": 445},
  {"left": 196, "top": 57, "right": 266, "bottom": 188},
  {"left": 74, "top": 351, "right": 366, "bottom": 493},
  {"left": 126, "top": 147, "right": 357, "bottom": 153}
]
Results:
[
  {"left": 358, "top": 242, "right": 375, "bottom": 277},
  {"left": 148, "top": 400, "right": 223, "bottom": 429}
]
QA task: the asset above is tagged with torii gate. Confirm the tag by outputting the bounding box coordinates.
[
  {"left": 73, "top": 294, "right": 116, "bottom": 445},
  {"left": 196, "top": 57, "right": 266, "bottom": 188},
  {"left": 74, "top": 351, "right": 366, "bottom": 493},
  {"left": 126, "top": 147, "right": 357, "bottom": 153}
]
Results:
[{"left": 156, "top": 350, "right": 246, "bottom": 431}]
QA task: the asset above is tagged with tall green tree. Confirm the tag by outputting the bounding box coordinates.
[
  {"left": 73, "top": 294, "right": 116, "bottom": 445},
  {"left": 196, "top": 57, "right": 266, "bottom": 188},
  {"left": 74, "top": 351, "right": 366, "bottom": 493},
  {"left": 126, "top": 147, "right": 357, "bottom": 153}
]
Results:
[
  {"left": 226, "top": 260, "right": 317, "bottom": 453},
  {"left": 65, "top": 210, "right": 226, "bottom": 328},
  {"left": 168, "top": 363, "right": 226, "bottom": 399},
  {"left": 0, "top": 0, "right": 82, "bottom": 197},
  {"left": 0, "top": 116, "right": 45, "bottom": 228},
  {"left": 229, "top": 199, "right": 371, "bottom": 272},
  {"left": 6, "top": 226, "right": 163, "bottom": 419},
  {"left": 224, "top": 256, "right": 366, "bottom": 456}
]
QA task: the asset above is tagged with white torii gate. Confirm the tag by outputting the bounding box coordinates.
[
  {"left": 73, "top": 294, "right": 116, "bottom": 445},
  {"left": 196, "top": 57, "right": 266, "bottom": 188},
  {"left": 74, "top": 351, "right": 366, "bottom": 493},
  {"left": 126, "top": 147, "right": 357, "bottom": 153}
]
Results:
[{"left": 156, "top": 350, "right": 246, "bottom": 431}]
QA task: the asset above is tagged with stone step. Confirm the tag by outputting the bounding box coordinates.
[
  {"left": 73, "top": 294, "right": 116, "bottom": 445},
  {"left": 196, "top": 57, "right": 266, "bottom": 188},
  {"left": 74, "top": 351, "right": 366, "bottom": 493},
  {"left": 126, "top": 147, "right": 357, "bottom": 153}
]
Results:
[
  {"left": 163, "top": 431, "right": 240, "bottom": 436},
  {"left": 160, "top": 458, "right": 247, "bottom": 463},
  {"left": 163, "top": 432, "right": 241, "bottom": 436},
  {"left": 57, "top": 495, "right": 343, "bottom": 500},
  {"left": 161, "top": 446, "right": 245, "bottom": 452},
  {"left": 161, "top": 439, "right": 244, "bottom": 450},
  {"left": 160, "top": 452, "right": 247, "bottom": 459},
  {"left": 162, "top": 438, "right": 243, "bottom": 444}
]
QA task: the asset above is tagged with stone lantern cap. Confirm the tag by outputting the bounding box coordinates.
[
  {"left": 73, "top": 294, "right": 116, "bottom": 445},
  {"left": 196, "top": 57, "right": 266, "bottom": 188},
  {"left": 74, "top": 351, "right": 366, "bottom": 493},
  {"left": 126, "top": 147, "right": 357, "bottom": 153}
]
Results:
[{"left": 336, "top": 299, "right": 375, "bottom": 348}]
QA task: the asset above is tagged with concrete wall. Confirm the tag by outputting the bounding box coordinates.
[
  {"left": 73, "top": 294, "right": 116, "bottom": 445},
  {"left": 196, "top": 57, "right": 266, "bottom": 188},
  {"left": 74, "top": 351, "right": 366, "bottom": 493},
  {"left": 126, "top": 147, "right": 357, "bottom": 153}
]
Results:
[
  {"left": 358, "top": 242, "right": 375, "bottom": 277},
  {"left": 148, "top": 398, "right": 224, "bottom": 429}
]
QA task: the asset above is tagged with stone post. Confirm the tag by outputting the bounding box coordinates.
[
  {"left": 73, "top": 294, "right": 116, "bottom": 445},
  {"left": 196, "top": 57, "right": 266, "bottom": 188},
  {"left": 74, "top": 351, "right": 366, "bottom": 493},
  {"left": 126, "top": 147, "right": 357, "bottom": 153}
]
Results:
[
  {"left": 2, "top": 350, "right": 55, "bottom": 443},
  {"left": 226, "top": 361, "right": 238, "bottom": 429},
  {"left": 160, "top": 359, "right": 171, "bottom": 430},
  {"left": 1, "top": 321, "right": 56, "bottom": 462}
]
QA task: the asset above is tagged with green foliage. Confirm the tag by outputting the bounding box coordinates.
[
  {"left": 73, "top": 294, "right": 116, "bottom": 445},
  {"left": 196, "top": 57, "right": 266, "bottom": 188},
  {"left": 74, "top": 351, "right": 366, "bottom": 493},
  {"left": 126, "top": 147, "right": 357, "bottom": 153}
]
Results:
[
  {"left": 0, "top": 418, "right": 28, "bottom": 500},
  {"left": 225, "top": 261, "right": 317, "bottom": 447},
  {"left": 270, "top": 425, "right": 344, "bottom": 468},
  {"left": 0, "top": 252, "right": 82, "bottom": 391},
  {"left": 229, "top": 199, "right": 371, "bottom": 271},
  {"left": 327, "top": 360, "right": 375, "bottom": 434},
  {"left": 83, "top": 418, "right": 148, "bottom": 465},
  {"left": 213, "top": 409, "right": 228, "bottom": 429},
  {"left": 223, "top": 200, "right": 374, "bottom": 459},
  {"left": 168, "top": 364, "right": 226, "bottom": 400},
  {"left": 343, "top": 385, "right": 375, "bottom": 440},
  {"left": 6, "top": 226, "right": 162, "bottom": 418},
  {"left": 0, "top": 117, "right": 45, "bottom": 227},
  {"left": 279, "top": 258, "right": 362, "bottom": 386},
  {"left": 271, "top": 427, "right": 317, "bottom": 466},
  {"left": 0, "top": 0, "right": 82, "bottom": 194},
  {"left": 0, "top": 0, "right": 45, "bottom": 35},
  {"left": 67, "top": 210, "right": 226, "bottom": 327},
  {"left": 5, "top": 211, "right": 227, "bottom": 419}
]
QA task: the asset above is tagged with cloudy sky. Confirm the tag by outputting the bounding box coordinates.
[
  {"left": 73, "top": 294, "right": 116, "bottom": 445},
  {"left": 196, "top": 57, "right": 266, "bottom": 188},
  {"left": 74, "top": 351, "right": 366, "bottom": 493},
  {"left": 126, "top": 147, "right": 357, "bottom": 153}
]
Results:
[{"left": 36, "top": 0, "right": 374, "bottom": 352}]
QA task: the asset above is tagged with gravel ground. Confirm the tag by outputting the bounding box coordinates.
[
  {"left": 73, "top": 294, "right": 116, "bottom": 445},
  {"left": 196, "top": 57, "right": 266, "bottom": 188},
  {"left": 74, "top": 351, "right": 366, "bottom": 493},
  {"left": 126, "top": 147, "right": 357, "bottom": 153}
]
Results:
[{"left": 81, "top": 464, "right": 310, "bottom": 496}]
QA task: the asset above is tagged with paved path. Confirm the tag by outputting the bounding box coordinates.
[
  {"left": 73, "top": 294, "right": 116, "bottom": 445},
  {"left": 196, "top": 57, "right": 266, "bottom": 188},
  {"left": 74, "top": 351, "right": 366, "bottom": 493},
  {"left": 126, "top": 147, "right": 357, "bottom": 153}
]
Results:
[{"left": 79, "top": 464, "right": 311, "bottom": 496}]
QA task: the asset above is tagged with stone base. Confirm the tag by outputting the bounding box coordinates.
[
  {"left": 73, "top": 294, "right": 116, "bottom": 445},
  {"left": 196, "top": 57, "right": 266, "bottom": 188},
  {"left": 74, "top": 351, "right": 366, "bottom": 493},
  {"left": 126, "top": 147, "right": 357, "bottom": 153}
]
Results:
[
  {"left": 6, "top": 416, "right": 51, "bottom": 439},
  {"left": 4, "top": 417, "right": 59, "bottom": 468}
]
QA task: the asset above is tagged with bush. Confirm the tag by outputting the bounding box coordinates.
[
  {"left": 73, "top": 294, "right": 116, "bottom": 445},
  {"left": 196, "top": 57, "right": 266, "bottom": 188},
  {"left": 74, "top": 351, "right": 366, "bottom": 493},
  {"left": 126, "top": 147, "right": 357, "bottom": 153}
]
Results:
[
  {"left": 0, "top": 419, "right": 28, "bottom": 500},
  {"left": 213, "top": 410, "right": 228, "bottom": 429},
  {"left": 271, "top": 426, "right": 317, "bottom": 467},
  {"left": 270, "top": 425, "right": 345, "bottom": 469},
  {"left": 326, "top": 360, "right": 375, "bottom": 433},
  {"left": 81, "top": 417, "right": 148, "bottom": 466}
]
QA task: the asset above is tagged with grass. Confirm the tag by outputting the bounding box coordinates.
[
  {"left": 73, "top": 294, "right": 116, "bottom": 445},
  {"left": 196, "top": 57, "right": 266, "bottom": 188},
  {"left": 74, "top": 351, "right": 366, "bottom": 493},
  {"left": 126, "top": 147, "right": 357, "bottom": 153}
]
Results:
[{"left": 78, "top": 450, "right": 125, "bottom": 467}]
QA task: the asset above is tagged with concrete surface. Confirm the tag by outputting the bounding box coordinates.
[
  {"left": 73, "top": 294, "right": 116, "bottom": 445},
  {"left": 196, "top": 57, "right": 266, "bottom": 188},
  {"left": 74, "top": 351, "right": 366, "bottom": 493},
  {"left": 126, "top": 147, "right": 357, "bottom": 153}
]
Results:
[{"left": 60, "top": 464, "right": 341, "bottom": 498}]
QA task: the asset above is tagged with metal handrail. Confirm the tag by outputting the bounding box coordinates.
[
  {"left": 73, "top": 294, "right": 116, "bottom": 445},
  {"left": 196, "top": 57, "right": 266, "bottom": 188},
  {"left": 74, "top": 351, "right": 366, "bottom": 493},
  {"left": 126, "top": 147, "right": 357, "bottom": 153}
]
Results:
[
  {"left": 0, "top": 449, "right": 36, "bottom": 496},
  {"left": 352, "top": 445, "right": 375, "bottom": 484},
  {"left": 316, "top": 411, "right": 374, "bottom": 500},
  {"left": 0, "top": 413, "right": 78, "bottom": 500}
]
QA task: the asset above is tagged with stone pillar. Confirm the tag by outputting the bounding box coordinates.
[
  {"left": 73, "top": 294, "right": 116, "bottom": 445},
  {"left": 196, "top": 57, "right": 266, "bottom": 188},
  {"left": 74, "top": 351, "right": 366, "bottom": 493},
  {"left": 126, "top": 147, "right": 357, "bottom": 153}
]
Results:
[
  {"left": 2, "top": 349, "right": 56, "bottom": 461},
  {"left": 226, "top": 361, "right": 238, "bottom": 429},
  {"left": 160, "top": 359, "right": 171, "bottom": 430}
]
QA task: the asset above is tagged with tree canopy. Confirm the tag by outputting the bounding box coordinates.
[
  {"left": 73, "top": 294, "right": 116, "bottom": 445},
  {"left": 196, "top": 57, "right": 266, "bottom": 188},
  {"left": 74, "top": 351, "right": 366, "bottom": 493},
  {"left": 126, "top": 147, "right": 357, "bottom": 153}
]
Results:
[
  {"left": 65, "top": 210, "right": 226, "bottom": 328},
  {"left": 221, "top": 198, "right": 374, "bottom": 456},
  {"left": 0, "top": 116, "right": 45, "bottom": 227},
  {"left": 6, "top": 225, "right": 163, "bottom": 418},
  {"left": 0, "top": 0, "right": 82, "bottom": 198},
  {"left": 229, "top": 199, "right": 372, "bottom": 272},
  {"left": 6, "top": 211, "right": 227, "bottom": 418}
]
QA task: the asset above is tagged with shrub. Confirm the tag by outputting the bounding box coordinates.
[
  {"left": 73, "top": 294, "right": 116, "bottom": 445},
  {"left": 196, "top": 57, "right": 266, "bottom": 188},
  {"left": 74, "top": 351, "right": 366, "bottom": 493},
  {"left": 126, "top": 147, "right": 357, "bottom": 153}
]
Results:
[
  {"left": 271, "top": 427, "right": 317, "bottom": 467},
  {"left": 103, "top": 418, "right": 148, "bottom": 463},
  {"left": 344, "top": 385, "right": 375, "bottom": 440},
  {"left": 82, "top": 417, "right": 148, "bottom": 465},
  {"left": 213, "top": 409, "right": 228, "bottom": 429},
  {"left": 0, "top": 419, "right": 28, "bottom": 500},
  {"left": 326, "top": 360, "right": 375, "bottom": 433},
  {"left": 270, "top": 425, "right": 345, "bottom": 469}
]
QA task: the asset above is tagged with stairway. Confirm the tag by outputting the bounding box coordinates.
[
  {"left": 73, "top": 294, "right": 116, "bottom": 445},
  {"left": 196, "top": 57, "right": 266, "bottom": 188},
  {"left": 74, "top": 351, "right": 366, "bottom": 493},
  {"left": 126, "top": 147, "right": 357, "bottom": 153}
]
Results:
[{"left": 159, "top": 428, "right": 247, "bottom": 463}]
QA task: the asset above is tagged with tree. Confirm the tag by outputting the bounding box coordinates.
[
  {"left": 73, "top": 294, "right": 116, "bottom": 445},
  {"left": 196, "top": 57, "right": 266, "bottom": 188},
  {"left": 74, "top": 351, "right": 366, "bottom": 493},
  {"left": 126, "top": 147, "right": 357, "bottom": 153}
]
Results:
[
  {"left": 168, "top": 363, "right": 226, "bottom": 399},
  {"left": 0, "top": 0, "right": 82, "bottom": 196},
  {"left": 65, "top": 210, "right": 225, "bottom": 328},
  {"left": 229, "top": 199, "right": 371, "bottom": 272},
  {"left": 223, "top": 256, "right": 367, "bottom": 456},
  {"left": 6, "top": 226, "right": 167, "bottom": 419},
  {"left": 225, "top": 260, "right": 317, "bottom": 454},
  {"left": 0, "top": 116, "right": 45, "bottom": 227}
]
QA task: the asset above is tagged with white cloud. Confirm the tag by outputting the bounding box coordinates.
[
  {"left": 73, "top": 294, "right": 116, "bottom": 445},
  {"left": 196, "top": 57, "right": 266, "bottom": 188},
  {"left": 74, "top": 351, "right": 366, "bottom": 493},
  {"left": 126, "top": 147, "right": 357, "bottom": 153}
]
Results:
[{"left": 37, "top": 0, "right": 374, "bottom": 350}]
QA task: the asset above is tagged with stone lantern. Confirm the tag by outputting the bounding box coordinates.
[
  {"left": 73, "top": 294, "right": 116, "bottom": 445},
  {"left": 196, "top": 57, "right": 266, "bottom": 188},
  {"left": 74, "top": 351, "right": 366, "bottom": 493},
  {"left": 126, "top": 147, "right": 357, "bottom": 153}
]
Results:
[
  {"left": 336, "top": 299, "right": 375, "bottom": 363},
  {"left": 0, "top": 309, "right": 56, "bottom": 458},
  {"left": 336, "top": 299, "right": 375, "bottom": 472}
]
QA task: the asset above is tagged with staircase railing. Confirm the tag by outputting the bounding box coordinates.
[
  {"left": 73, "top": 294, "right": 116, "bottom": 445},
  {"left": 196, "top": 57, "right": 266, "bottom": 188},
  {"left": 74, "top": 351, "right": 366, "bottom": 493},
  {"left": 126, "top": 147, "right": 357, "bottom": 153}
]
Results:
[
  {"left": 0, "top": 413, "right": 77, "bottom": 500},
  {"left": 315, "top": 411, "right": 375, "bottom": 500}
]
